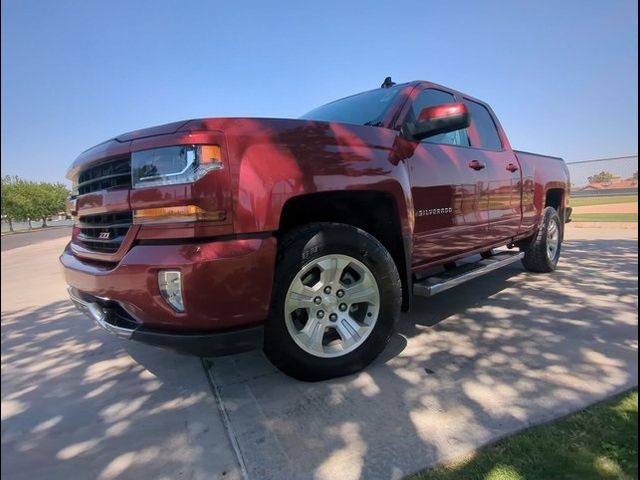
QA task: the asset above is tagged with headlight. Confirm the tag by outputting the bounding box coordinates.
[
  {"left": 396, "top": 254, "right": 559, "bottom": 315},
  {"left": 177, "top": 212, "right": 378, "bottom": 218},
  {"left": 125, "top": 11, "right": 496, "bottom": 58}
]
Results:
[{"left": 131, "top": 145, "right": 222, "bottom": 188}]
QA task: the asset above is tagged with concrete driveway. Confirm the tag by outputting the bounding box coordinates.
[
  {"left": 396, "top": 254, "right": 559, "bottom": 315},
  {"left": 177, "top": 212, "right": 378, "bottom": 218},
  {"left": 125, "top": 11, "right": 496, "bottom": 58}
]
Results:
[
  {"left": 1, "top": 238, "right": 241, "bottom": 480},
  {"left": 1, "top": 226, "right": 637, "bottom": 480}
]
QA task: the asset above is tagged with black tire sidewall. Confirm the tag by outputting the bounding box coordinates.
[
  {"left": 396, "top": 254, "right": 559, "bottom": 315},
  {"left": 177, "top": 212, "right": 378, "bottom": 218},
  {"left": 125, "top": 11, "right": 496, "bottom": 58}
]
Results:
[
  {"left": 265, "top": 223, "right": 401, "bottom": 380},
  {"left": 522, "top": 207, "right": 562, "bottom": 272}
]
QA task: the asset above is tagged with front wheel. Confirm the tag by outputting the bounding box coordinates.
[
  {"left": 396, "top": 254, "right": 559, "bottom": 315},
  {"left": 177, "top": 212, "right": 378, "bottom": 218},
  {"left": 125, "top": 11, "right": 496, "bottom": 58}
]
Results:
[
  {"left": 264, "top": 223, "right": 401, "bottom": 381},
  {"left": 521, "top": 207, "right": 563, "bottom": 273}
]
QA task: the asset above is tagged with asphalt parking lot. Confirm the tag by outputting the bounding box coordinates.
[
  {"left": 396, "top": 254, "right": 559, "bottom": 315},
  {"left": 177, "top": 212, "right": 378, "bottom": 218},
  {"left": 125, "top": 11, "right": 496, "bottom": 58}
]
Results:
[{"left": 1, "top": 226, "right": 637, "bottom": 480}]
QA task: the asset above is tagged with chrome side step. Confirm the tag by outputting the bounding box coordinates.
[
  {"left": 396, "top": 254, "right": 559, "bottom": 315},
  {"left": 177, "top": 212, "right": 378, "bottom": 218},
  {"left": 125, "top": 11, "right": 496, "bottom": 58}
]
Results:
[{"left": 413, "top": 251, "right": 524, "bottom": 297}]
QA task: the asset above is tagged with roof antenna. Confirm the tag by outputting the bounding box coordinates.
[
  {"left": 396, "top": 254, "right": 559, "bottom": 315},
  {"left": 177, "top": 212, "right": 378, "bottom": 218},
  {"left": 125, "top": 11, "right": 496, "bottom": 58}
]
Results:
[{"left": 381, "top": 76, "right": 396, "bottom": 88}]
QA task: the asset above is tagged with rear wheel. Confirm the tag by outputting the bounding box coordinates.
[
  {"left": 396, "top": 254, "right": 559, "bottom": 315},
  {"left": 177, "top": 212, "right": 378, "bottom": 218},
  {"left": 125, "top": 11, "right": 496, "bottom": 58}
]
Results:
[
  {"left": 521, "top": 207, "right": 562, "bottom": 273},
  {"left": 264, "top": 223, "right": 401, "bottom": 381}
]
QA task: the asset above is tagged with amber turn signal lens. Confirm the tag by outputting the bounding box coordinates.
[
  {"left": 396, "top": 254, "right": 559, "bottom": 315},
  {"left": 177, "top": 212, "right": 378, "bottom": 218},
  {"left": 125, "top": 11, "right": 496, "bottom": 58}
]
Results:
[
  {"left": 199, "top": 145, "right": 222, "bottom": 166},
  {"left": 133, "top": 205, "right": 226, "bottom": 224}
]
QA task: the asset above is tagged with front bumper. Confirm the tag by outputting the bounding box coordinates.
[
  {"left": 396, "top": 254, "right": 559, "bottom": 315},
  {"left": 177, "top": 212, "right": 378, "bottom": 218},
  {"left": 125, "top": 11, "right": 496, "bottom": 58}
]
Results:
[
  {"left": 61, "top": 235, "right": 277, "bottom": 354},
  {"left": 68, "top": 287, "right": 264, "bottom": 356}
]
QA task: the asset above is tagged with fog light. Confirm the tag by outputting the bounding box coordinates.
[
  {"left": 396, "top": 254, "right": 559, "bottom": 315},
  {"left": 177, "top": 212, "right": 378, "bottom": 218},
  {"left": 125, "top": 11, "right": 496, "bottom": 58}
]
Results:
[{"left": 158, "top": 270, "right": 184, "bottom": 312}]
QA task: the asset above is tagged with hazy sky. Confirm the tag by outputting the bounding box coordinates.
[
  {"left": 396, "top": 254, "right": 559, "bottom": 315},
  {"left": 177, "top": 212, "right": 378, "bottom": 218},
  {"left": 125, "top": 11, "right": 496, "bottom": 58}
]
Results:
[{"left": 1, "top": 0, "right": 637, "bottom": 183}]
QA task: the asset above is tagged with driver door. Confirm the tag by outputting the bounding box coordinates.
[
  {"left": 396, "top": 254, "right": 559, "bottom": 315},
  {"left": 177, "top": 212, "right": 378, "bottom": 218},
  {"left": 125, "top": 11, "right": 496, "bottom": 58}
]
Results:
[{"left": 402, "top": 88, "right": 489, "bottom": 268}]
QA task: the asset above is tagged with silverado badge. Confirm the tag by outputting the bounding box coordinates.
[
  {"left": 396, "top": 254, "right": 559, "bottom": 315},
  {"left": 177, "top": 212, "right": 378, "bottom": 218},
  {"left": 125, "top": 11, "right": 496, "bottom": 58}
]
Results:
[{"left": 416, "top": 207, "right": 453, "bottom": 217}]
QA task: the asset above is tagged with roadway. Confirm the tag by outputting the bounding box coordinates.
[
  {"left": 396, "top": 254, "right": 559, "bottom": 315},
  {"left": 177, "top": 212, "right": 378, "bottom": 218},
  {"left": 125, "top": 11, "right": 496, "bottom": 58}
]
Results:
[{"left": 1, "top": 227, "right": 72, "bottom": 252}]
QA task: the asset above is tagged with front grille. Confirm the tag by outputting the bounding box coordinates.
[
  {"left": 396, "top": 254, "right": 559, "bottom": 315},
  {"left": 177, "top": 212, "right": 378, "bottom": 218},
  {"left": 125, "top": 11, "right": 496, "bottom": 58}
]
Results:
[
  {"left": 77, "top": 212, "right": 133, "bottom": 254},
  {"left": 78, "top": 158, "right": 131, "bottom": 195}
]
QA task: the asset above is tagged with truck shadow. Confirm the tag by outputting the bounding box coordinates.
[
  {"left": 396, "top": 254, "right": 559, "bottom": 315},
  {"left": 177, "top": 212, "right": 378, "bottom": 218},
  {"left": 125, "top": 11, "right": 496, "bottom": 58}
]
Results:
[
  {"left": 374, "top": 265, "right": 520, "bottom": 364},
  {"left": 1, "top": 235, "right": 637, "bottom": 480},
  {"left": 1, "top": 301, "right": 240, "bottom": 479},
  {"left": 198, "top": 235, "right": 638, "bottom": 480}
]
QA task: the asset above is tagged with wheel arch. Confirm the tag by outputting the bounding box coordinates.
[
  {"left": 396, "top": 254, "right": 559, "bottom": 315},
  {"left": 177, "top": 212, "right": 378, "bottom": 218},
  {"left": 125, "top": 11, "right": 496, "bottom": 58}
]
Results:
[{"left": 277, "top": 190, "right": 412, "bottom": 311}]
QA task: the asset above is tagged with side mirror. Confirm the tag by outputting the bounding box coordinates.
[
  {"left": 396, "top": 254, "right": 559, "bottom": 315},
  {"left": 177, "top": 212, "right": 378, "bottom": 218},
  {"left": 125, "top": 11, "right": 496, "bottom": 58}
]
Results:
[{"left": 402, "top": 103, "right": 470, "bottom": 141}]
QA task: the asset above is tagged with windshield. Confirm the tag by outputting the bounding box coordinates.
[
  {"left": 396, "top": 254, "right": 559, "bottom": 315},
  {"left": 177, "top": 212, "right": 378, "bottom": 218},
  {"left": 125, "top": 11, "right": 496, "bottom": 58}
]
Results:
[{"left": 300, "top": 85, "right": 404, "bottom": 127}]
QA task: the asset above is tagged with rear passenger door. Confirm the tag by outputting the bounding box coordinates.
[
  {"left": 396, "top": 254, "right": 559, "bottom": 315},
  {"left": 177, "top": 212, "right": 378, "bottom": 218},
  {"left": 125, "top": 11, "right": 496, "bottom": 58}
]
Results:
[
  {"left": 463, "top": 98, "right": 522, "bottom": 241},
  {"left": 404, "top": 88, "right": 490, "bottom": 268}
]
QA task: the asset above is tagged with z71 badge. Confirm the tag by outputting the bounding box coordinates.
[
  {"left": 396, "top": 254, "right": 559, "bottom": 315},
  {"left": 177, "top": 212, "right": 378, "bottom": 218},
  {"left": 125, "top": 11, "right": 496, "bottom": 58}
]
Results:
[{"left": 416, "top": 207, "right": 453, "bottom": 217}]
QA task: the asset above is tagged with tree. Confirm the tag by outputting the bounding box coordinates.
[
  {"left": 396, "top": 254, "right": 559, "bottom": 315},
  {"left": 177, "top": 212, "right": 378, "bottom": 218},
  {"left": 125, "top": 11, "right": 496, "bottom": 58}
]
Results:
[
  {"left": 1, "top": 177, "right": 70, "bottom": 230},
  {"left": 25, "top": 181, "right": 69, "bottom": 227},
  {"left": 42, "top": 182, "right": 69, "bottom": 226},
  {"left": 1, "top": 176, "right": 31, "bottom": 231},
  {"left": 588, "top": 171, "right": 615, "bottom": 184},
  {"left": 633, "top": 171, "right": 638, "bottom": 182},
  {"left": 1, "top": 177, "right": 15, "bottom": 231}
]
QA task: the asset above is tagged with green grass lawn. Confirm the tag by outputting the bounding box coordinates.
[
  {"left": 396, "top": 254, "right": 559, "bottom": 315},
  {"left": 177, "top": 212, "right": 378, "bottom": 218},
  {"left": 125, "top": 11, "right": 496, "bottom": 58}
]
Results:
[
  {"left": 411, "top": 389, "right": 638, "bottom": 480},
  {"left": 571, "top": 195, "right": 638, "bottom": 207},
  {"left": 571, "top": 213, "right": 638, "bottom": 223}
]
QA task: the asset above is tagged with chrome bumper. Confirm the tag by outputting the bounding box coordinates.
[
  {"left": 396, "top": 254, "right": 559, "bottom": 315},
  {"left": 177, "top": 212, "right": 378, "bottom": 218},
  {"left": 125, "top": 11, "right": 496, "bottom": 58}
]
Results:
[{"left": 67, "top": 287, "right": 134, "bottom": 339}]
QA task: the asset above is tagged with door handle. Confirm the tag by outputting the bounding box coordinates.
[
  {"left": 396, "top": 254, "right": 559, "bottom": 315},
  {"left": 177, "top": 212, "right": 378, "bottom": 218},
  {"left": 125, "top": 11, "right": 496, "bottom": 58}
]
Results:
[
  {"left": 468, "top": 160, "right": 486, "bottom": 171},
  {"left": 506, "top": 163, "right": 519, "bottom": 173}
]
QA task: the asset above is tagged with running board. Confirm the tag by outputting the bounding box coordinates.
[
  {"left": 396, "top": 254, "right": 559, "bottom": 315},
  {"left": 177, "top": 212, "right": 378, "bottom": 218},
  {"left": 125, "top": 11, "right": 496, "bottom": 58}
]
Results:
[{"left": 413, "top": 251, "right": 524, "bottom": 297}]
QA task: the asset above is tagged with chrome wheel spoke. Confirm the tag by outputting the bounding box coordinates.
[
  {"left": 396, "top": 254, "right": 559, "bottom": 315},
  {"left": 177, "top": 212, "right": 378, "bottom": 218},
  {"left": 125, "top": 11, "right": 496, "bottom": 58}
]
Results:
[
  {"left": 285, "top": 280, "right": 317, "bottom": 311},
  {"left": 299, "top": 318, "right": 325, "bottom": 351},
  {"left": 335, "top": 316, "right": 363, "bottom": 345},
  {"left": 345, "top": 276, "right": 377, "bottom": 304},
  {"left": 318, "top": 257, "right": 349, "bottom": 286}
]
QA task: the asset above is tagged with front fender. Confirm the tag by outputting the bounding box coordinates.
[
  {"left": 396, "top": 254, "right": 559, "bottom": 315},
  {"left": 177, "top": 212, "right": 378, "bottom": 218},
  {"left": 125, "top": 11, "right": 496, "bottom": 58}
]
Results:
[{"left": 224, "top": 119, "right": 414, "bottom": 242}]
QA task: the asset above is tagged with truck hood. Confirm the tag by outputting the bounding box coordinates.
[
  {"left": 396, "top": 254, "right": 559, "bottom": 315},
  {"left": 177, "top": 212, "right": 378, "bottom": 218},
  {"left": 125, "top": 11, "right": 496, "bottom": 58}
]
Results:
[
  {"left": 114, "top": 120, "right": 192, "bottom": 142},
  {"left": 68, "top": 116, "right": 389, "bottom": 181}
]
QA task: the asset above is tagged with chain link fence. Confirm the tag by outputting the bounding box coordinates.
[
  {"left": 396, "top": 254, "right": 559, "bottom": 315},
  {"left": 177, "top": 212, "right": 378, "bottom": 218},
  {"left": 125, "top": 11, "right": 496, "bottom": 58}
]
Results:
[
  {"left": 567, "top": 155, "right": 638, "bottom": 197},
  {"left": 566, "top": 155, "right": 637, "bottom": 223}
]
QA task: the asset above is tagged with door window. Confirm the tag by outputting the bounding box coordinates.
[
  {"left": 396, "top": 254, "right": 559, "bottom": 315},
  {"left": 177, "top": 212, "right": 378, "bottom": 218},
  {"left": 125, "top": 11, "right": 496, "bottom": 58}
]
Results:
[{"left": 465, "top": 100, "right": 502, "bottom": 150}]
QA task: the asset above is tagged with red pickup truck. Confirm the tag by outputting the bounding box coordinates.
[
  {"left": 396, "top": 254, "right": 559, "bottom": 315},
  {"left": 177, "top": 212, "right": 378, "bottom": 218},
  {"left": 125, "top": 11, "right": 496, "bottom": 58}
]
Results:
[{"left": 62, "top": 79, "right": 571, "bottom": 380}]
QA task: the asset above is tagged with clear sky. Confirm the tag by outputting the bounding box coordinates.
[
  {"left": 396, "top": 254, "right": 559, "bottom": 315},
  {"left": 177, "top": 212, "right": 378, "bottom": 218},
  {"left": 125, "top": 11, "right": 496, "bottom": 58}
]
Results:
[{"left": 1, "top": 0, "right": 637, "bottom": 184}]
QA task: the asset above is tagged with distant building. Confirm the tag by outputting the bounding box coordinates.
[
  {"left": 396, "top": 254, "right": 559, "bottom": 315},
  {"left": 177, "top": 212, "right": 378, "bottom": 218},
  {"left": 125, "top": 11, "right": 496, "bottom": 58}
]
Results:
[{"left": 580, "top": 176, "right": 638, "bottom": 191}]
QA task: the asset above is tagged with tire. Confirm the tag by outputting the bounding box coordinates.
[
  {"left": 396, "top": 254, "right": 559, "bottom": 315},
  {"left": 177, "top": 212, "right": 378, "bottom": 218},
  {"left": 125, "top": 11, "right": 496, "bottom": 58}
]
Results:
[
  {"left": 521, "top": 207, "right": 563, "bottom": 273},
  {"left": 264, "top": 223, "right": 401, "bottom": 381}
]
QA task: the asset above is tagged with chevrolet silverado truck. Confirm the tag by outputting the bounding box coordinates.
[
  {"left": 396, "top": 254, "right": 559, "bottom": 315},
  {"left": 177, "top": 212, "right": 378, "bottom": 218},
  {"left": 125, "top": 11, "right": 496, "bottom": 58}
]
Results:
[{"left": 62, "top": 79, "right": 571, "bottom": 380}]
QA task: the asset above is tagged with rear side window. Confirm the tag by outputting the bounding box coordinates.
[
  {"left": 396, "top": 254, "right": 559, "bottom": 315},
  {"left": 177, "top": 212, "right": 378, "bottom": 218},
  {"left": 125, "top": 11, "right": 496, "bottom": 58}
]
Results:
[
  {"left": 407, "top": 89, "right": 469, "bottom": 146},
  {"left": 466, "top": 100, "right": 502, "bottom": 150}
]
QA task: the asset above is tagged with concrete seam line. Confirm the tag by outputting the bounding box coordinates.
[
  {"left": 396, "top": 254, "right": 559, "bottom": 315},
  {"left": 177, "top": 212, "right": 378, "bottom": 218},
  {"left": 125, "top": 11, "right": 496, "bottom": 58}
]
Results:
[{"left": 201, "top": 358, "right": 251, "bottom": 480}]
